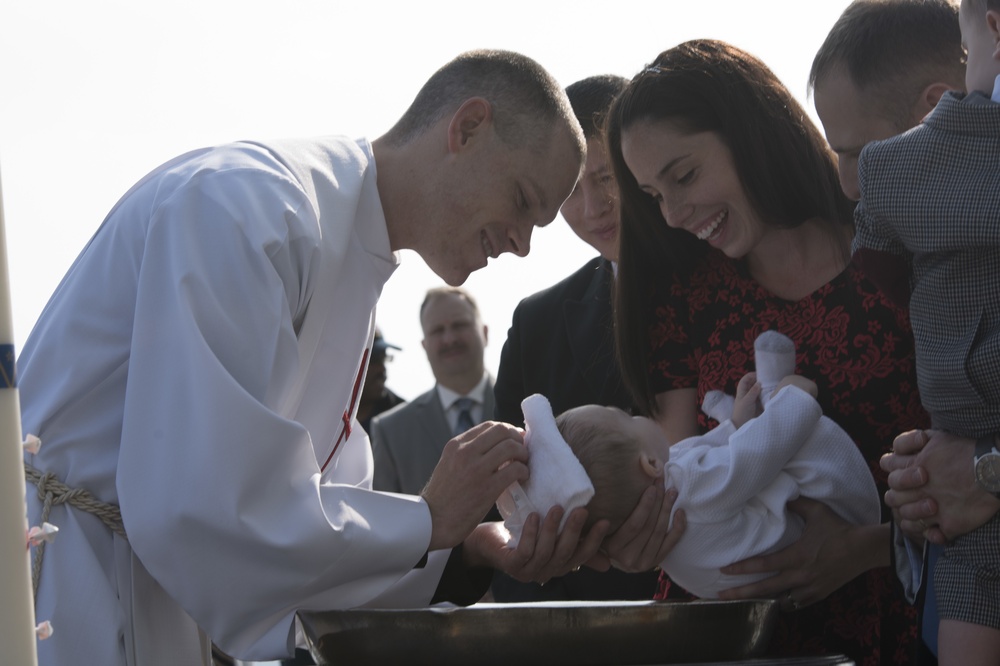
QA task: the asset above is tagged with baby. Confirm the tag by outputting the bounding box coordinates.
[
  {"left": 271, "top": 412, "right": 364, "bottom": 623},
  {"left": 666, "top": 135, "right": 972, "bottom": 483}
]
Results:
[{"left": 501, "top": 331, "right": 881, "bottom": 599}]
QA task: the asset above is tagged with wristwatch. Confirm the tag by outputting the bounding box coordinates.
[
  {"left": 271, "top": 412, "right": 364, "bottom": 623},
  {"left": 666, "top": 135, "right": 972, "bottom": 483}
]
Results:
[{"left": 974, "top": 434, "right": 1000, "bottom": 497}]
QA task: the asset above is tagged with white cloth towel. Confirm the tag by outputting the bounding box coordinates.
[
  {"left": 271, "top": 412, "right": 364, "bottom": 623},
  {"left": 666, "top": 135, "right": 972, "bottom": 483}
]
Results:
[{"left": 496, "top": 394, "right": 595, "bottom": 546}]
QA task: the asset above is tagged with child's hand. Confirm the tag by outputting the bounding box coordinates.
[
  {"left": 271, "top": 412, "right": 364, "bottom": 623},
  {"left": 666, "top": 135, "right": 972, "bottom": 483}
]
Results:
[
  {"left": 776, "top": 375, "right": 817, "bottom": 399},
  {"left": 732, "top": 372, "right": 761, "bottom": 428}
]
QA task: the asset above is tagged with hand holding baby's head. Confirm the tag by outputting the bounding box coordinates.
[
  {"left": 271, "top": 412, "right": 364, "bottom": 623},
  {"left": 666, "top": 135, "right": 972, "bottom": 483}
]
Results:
[{"left": 556, "top": 405, "right": 666, "bottom": 534}]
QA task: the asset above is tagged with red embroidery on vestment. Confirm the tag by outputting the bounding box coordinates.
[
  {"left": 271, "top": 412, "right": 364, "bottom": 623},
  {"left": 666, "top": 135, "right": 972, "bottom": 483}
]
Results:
[{"left": 321, "top": 348, "right": 369, "bottom": 472}]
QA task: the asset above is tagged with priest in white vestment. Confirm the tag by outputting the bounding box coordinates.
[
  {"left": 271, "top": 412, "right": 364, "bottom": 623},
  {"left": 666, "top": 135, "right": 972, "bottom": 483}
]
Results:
[{"left": 16, "top": 50, "right": 652, "bottom": 666}]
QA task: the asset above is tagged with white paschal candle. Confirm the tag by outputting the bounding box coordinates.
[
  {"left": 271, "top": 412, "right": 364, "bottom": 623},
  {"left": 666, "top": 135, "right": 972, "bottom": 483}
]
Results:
[{"left": 0, "top": 168, "right": 40, "bottom": 665}]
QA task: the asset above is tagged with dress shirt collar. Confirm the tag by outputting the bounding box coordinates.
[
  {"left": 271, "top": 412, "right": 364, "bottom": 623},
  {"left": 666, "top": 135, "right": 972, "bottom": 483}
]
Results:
[{"left": 436, "top": 374, "right": 489, "bottom": 410}]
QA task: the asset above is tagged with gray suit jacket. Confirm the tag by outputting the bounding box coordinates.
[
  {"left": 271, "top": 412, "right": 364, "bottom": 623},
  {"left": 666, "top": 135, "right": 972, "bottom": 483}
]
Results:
[
  {"left": 855, "top": 90, "right": 1000, "bottom": 435},
  {"left": 370, "top": 380, "right": 496, "bottom": 494}
]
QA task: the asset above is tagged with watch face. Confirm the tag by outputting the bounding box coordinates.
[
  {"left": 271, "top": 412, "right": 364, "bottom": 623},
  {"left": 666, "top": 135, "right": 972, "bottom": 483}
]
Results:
[{"left": 976, "top": 453, "right": 1000, "bottom": 493}]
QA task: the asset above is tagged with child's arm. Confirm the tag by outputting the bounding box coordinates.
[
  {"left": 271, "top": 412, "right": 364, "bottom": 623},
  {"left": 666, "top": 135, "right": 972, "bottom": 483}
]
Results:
[
  {"left": 676, "top": 386, "right": 822, "bottom": 517},
  {"left": 730, "top": 372, "right": 761, "bottom": 428},
  {"left": 853, "top": 143, "right": 913, "bottom": 308}
]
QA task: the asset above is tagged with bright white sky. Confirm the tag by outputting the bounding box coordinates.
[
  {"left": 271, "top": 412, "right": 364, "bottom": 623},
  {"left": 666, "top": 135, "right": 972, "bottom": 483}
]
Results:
[{"left": 0, "top": 0, "right": 852, "bottom": 400}]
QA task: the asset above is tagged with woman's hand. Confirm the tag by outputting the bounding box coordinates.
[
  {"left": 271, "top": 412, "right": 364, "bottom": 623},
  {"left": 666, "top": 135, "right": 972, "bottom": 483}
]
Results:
[
  {"left": 717, "top": 498, "right": 886, "bottom": 611},
  {"left": 596, "top": 483, "right": 685, "bottom": 573},
  {"left": 465, "top": 507, "right": 610, "bottom": 584}
]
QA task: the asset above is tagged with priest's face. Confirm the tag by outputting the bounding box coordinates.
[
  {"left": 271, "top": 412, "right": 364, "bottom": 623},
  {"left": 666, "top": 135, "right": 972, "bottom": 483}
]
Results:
[{"left": 422, "top": 121, "right": 581, "bottom": 286}]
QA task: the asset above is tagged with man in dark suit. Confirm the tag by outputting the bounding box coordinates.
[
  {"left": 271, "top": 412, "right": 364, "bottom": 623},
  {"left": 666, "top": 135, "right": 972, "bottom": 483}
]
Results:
[
  {"left": 371, "top": 287, "right": 494, "bottom": 495},
  {"left": 491, "top": 75, "right": 659, "bottom": 601}
]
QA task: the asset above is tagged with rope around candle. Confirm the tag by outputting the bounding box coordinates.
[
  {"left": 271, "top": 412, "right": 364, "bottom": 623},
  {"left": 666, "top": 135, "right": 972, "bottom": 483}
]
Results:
[{"left": 23, "top": 462, "right": 127, "bottom": 601}]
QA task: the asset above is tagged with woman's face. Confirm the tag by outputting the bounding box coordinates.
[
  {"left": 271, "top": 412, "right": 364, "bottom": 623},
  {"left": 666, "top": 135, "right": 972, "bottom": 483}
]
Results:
[{"left": 621, "top": 119, "right": 766, "bottom": 259}]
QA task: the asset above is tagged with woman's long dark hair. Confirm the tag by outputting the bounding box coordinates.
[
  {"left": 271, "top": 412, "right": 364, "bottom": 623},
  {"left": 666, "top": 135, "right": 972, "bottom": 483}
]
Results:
[{"left": 608, "top": 39, "right": 854, "bottom": 416}]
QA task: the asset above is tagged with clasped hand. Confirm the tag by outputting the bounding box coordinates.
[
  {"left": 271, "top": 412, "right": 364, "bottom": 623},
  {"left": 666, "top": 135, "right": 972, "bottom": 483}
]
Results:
[{"left": 881, "top": 429, "right": 1000, "bottom": 544}]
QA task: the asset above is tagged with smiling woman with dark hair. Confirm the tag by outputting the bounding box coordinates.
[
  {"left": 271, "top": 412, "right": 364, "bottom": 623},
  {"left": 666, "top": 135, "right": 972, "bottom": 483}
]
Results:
[{"left": 606, "top": 39, "right": 929, "bottom": 664}]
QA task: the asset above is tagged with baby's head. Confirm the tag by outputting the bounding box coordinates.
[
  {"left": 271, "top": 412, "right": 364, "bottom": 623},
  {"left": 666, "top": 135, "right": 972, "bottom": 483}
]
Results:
[
  {"left": 960, "top": 0, "right": 1000, "bottom": 95},
  {"left": 556, "top": 405, "right": 667, "bottom": 533}
]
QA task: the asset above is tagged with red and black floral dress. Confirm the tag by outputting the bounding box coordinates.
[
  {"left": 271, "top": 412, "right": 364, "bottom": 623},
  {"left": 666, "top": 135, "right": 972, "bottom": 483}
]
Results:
[{"left": 649, "top": 249, "right": 929, "bottom": 666}]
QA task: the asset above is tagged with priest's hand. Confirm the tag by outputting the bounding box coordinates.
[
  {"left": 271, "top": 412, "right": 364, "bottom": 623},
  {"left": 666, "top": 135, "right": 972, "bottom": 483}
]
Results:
[
  {"left": 462, "top": 507, "right": 609, "bottom": 583},
  {"left": 422, "top": 421, "right": 528, "bottom": 552}
]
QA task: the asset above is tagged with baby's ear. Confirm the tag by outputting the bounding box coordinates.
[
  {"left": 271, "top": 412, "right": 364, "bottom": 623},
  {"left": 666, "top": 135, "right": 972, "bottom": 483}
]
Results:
[{"left": 640, "top": 453, "right": 663, "bottom": 479}]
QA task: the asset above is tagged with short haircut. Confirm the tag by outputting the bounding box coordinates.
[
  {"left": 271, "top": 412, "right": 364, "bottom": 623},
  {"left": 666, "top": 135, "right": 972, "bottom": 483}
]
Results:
[
  {"left": 384, "top": 49, "right": 585, "bottom": 156},
  {"left": 565, "top": 75, "right": 629, "bottom": 139},
  {"left": 809, "top": 0, "right": 965, "bottom": 127},
  {"left": 556, "top": 412, "right": 648, "bottom": 534},
  {"left": 606, "top": 40, "right": 853, "bottom": 416},
  {"left": 419, "top": 286, "right": 481, "bottom": 326}
]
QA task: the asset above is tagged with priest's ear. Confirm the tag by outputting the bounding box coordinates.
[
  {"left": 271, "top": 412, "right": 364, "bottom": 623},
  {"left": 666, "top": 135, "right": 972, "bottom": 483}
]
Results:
[{"left": 447, "top": 97, "right": 493, "bottom": 153}]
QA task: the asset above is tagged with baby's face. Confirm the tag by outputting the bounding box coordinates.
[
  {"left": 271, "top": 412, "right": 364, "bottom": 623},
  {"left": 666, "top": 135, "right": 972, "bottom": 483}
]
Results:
[{"left": 562, "top": 405, "right": 670, "bottom": 461}]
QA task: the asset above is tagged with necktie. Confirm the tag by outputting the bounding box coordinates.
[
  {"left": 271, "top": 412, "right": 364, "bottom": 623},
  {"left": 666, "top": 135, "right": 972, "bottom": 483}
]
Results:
[{"left": 454, "top": 397, "right": 475, "bottom": 436}]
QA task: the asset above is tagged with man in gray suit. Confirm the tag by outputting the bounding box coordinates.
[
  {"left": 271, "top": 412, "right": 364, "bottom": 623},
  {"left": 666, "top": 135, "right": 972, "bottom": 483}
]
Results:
[
  {"left": 371, "top": 287, "right": 495, "bottom": 494},
  {"left": 809, "top": 3, "right": 967, "bottom": 661}
]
